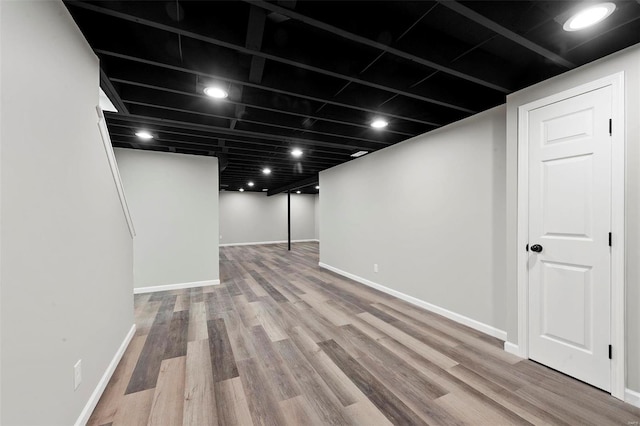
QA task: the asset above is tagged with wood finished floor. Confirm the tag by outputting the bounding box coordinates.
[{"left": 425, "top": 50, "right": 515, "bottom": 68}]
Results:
[{"left": 89, "top": 242, "right": 640, "bottom": 425}]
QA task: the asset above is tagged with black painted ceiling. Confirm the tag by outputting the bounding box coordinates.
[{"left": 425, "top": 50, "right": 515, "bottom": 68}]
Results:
[{"left": 64, "top": 1, "right": 640, "bottom": 194}]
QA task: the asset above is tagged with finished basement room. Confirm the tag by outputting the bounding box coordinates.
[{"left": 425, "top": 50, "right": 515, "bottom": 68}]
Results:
[{"left": 2, "top": 1, "right": 640, "bottom": 425}]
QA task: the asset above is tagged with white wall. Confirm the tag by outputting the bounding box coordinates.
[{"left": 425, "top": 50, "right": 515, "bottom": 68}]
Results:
[
  {"left": 505, "top": 43, "right": 640, "bottom": 393},
  {"left": 320, "top": 106, "right": 506, "bottom": 333},
  {"left": 1, "top": 2, "right": 134, "bottom": 424},
  {"left": 219, "top": 191, "right": 317, "bottom": 245},
  {"left": 115, "top": 149, "right": 219, "bottom": 289}
]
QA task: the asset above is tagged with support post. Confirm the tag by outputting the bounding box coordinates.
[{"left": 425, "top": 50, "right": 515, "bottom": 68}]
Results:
[{"left": 287, "top": 190, "right": 291, "bottom": 251}]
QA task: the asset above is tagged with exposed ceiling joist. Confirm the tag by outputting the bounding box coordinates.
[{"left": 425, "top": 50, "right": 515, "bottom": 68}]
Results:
[
  {"left": 98, "top": 50, "right": 441, "bottom": 128},
  {"left": 245, "top": 0, "right": 511, "bottom": 93},
  {"left": 268, "top": 174, "right": 319, "bottom": 196},
  {"left": 100, "top": 68, "right": 129, "bottom": 114},
  {"left": 122, "top": 99, "right": 394, "bottom": 146},
  {"left": 68, "top": 2, "right": 477, "bottom": 113},
  {"left": 112, "top": 78, "right": 415, "bottom": 137},
  {"left": 439, "top": 1, "right": 575, "bottom": 68},
  {"left": 106, "top": 112, "right": 379, "bottom": 152}
]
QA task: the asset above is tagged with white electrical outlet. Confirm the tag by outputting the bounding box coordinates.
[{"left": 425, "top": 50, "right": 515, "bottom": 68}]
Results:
[
  {"left": 220, "top": 235, "right": 223, "bottom": 240},
  {"left": 374, "top": 263, "right": 379, "bottom": 273},
  {"left": 74, "top": 360, "right": 82, "bottom": 390}
]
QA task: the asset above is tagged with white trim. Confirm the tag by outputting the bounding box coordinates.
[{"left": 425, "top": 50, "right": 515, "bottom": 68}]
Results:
[
  {"left": 625, "top": 388, "right": 640, "bottom": 409},
  {"left": 96, "top": 107, "right": 136, "bottom": 239},
  {"left": 133, "top": 279, "right": 220, "bottom": 294},
  {"left": 516, "top": 72, "right": 625, "bottom": 399},
  {"left": 319, "top": 262, "right": 507, "bottom": 341},
  {"left": 74, "top": 324, "right": 136, "bottom": 426},
  {"left": 220, "top": 239, "right": 318, "bottom": 247},
  {"left": 503, "top": 341, "right": 524, "bottom": 358}
]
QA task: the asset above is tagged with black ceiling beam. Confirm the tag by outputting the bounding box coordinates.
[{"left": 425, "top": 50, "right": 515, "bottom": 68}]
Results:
[
  {"left": 105, "top": 112, "right": 376, "bottom": 152},
  {"left": 107, "top": 123, "right": 356, "bottom": 157},
  {"left": 246, "top": 5, "right": 267, "bottom": 84},
  {"left": 100, "top": 68, "right": 128, "bottom": 114},
  {"left": 121, "top": 99, "right": 394, "bottom": 147},
  {"left": 97, "top": 49, "right": 440, "bottom": 127},
  {"left": 245, "top": 0, "right": 511, "bottom": 94},
  {"left": 439, "top": 1, "right": 575, "bottom": 69},
  {"left": 268, "top": 174, "right": 319, "bottom": 196},
  {"left": 68, "top": 2, "right": 476, "bottom": 113},
  {"left": 111, "top": 78, "right": 416, "bottom": 137}
]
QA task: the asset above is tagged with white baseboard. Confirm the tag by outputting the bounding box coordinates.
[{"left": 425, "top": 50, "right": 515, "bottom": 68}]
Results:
[
  {"left": 133, "top": 279, "right": 220, "bottom": 294},
  {"left": 503, "top": 341, "right": 524, "bottom": 357},
  {"left": 75, "top": 324, "right": 136, "bottom": 426},
  {"left": 220, "top": 239, "right": 318, "bottom": 247},
  {"left": 626, "top": 388, "right": 640, "bottom": 409},
  {"left": 318, "top": 262, "right": 507, "bottom": 341}
]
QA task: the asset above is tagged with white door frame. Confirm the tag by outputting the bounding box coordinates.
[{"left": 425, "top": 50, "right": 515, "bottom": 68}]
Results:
[{"left": 516, "top": 72, "right": 625, "bottom": 400}]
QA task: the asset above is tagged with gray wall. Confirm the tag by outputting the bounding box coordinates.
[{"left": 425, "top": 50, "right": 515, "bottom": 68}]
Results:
[
  {"left": 505, "top": 44, "right": 640, "bottom": 392},
  {"left": 0, "top": 2, "right": 134, "bottom": 424},
  {"left": 219, "top": 191, "right": 317, "bottom": 245},
  {"left": 115, "top": 149, "right": 219, "bottom": 289},
  {"left": 314, "top": 194, "right": 320, "bottom": 240},
  {"left": 320, "top": 106, "right": 507, "bottom": 331}
]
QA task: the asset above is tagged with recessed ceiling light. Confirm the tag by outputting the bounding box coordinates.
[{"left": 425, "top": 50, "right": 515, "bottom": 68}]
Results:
[
  {"left": 248, "top": 181, "right": 254, "bottom": 187},
  {"left": 291, "top": 148, "right": 303, "bottom": 158},
  {"left": 563, "top": 2, "right": 615, "bottom": 31},
  {"left": 239, "top": 188, "right": 244, "bottom": 192},
  {"left": 351, "top": 151, "right": 369, "bottom": 158},
  {"left": 315, "top": 185, "right": 320, "bottom": 190},
  {"left": 296, "top": 191, "right": 301, "bottom": 194},
  {"left": 371, "top": 119, "right": 388, "bottom": 129},
  {"left": 262, "top": 167, "right": 271, "bottom": 175},
  {"left": 204, "top": 86, "right": 229, "bottom": 99},
  {"left": 135, "top": 131, "right": 154, "bottom": 140}
]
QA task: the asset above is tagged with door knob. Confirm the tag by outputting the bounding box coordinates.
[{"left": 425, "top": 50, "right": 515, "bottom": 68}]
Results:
[{"left": 530, "top": 244, "right": 543, "bottom": 253}]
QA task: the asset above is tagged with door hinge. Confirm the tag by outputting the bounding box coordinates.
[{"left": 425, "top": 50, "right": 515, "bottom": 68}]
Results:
[
  {"left": 526, "top": 243, "right": 529, "bottom": 252},
  {"left": 609, "top": 119, "right": 612, "bottom": 135},
  {"left": 609, "top": 232, "right": 612, "bottom": 247},
  {"left": 609, "top": 345, "right": 612, "bottom": 359}
]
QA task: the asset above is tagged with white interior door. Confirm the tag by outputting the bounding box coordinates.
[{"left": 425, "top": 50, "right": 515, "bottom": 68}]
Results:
[{"left": 527, "top": 85, "right": 612, "bottom": 391}]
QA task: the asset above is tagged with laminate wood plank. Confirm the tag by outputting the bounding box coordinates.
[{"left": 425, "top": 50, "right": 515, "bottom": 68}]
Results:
[
  {"left": 164, "top": 310, "right": 189, "bottom": 359},
  {"left": 248, "top": 270, "right": 288, "bottom": 302},
  {"left": 275, "top": 338, "right": 353, "bottom": 426},
  {"left": 235, "top": 278, "right": 260, "bottom": 302},
  {"left": 279, "top": 395, "right": 320, "bottom": 426},
  {"left": 357, "top": 311, "right": 459, "bottom": 370},
  {"left": 91, "top": 243, "right": 640, "bottom": 424},
  {"left": 287, "top": 325, "right": 362, "bottom": 407},
  {"left": 341, "top": 324, "right": 448, "bottom": 400},
  {"left": 147, "top": 357, "right": 186, "bottom": 426},
  {"left": 183, "top": 340, "right": 217, "bottom": 426},
  {"left": 236, "top": 357, "right": 288, "bottom": 426},
  {"left": 111, "top": 389, "right": 154, "bottom": 426},
  {"left": 207, "top": 318, "right": 239, "bottom": 382},
  {"left": 344, "top": 400, "right": 393, "bottom": 426},
  {"left": 205, "top": 287, "right": 234, "bottom": 319},
  {"left": 318, "top": 339, "right": 427, "bottom": 426},
  {"left": 88, "top": 335, "right": 147, "bottom": 425},
  {"left": 187, "top": 301, "right": 208, "bottom": 342},
  {"left": 126, "top": 296, "right": 177, "bottom": 394},
  {"left": 174, "top": 294, "right": 190, "bottom": 312},
  {"left": 250, "top": 325, "right": 300, "bottom": 400},
  {"left": 214, "top": 377, "right": 254, "bottom": 426},
  {"left": 448, "top": 363, "right": 570, "bottom": 425}
]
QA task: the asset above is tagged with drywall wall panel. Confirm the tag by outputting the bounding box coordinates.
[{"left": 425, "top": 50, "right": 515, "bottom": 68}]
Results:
[
  {"left": 219, "top": 191, "right": 316, "bottom": 245},
  {"left": 0, "top": 2, "right": 134, "bottom": 423},
  {"left": 320, "top": 105, "right": 506, "bottom": 331},
  {"left": 115, "top": 149, "right": 219, "bottom": 288}
]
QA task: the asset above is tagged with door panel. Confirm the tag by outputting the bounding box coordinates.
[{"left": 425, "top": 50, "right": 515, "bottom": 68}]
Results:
[{"left": 528, "top": 86, "right": 611, "bottom": 391}]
